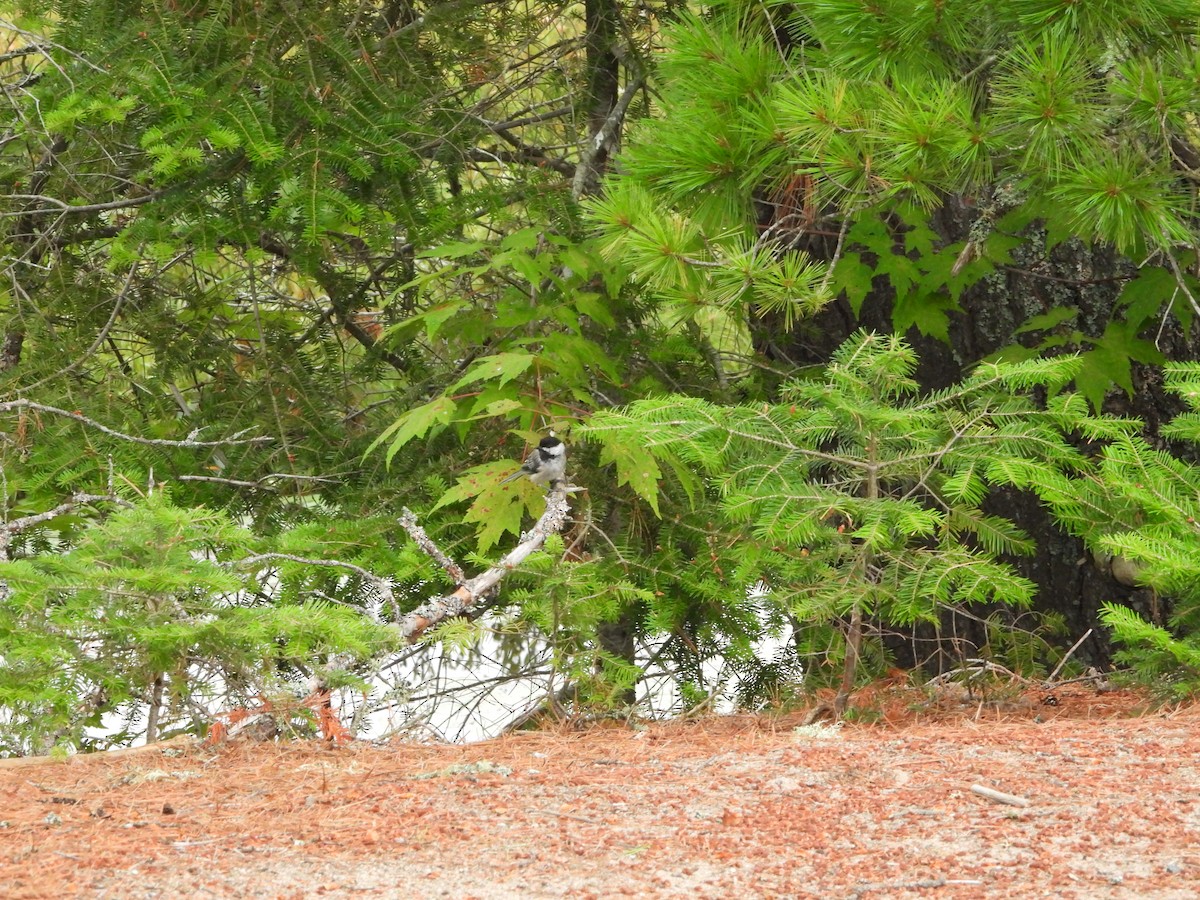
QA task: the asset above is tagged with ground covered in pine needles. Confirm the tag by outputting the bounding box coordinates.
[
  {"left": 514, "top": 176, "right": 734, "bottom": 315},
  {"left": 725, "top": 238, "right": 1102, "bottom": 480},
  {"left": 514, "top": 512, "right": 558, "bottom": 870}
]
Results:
[{"left": 2, "top": 683, "right": 1198, "bottom": 899}]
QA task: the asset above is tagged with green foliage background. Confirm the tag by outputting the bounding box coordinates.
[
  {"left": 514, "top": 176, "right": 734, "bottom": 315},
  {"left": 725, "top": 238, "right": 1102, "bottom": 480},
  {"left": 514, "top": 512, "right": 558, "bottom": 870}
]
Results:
[{"left": 5, "top": 0, "right": 1200, "bottom": 752}]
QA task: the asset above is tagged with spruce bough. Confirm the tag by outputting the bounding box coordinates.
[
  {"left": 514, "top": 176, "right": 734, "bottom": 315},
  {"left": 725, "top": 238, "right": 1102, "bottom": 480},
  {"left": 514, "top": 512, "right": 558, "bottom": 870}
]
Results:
[{"left": 588, "top": 331, "right": 1109, "bottom": 715}]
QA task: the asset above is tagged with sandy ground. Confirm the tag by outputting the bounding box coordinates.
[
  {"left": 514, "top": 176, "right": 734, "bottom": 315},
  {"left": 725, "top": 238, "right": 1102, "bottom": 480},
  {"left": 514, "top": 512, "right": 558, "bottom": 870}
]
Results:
[{"left": 2, "top": 684, "right": 1197, "bottom": 899}]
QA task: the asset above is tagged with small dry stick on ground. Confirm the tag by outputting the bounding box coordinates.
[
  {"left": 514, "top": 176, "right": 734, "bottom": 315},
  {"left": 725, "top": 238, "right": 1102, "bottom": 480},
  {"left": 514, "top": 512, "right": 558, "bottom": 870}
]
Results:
[
  {"left": 927, "top": 659, "right": 1031, "bottom": 687},
  {"left": 850, "top": 878, "right": 983, "bottom": 899},
  {"left": 971, "top": 784, "right": 1031, "bottom": 807},
  {"left": 1045, "top": 628, "right": 1094, "bottom": 685}
]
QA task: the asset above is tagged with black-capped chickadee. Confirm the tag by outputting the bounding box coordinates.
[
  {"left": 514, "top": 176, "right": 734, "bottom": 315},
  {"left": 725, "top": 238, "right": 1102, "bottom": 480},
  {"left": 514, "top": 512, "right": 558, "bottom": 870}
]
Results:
[{"left": 501, "top": 435, "right": 567, "bottom": 488}]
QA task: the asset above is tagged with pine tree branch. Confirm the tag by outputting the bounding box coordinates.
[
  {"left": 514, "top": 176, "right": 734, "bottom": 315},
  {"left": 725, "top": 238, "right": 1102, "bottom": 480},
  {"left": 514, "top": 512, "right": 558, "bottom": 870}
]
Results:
[
  {"left": 0, "top": 490, "right": 131, "bottom": 559},
  {"left": 16, "top": 260, "right": 139, "bottom": 393},
  {"left": 250, "top": 235, "right": 412, "bottom": 374},
  {"left": 396, "top": 485, "right": 573, "bottom": 642}
]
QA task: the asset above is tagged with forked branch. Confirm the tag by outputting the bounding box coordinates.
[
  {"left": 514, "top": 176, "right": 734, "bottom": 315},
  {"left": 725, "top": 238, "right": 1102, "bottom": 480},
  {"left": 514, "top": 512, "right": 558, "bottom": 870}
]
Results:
[{"left": 397, "top": 486, "right": 572, "bottom": 642}]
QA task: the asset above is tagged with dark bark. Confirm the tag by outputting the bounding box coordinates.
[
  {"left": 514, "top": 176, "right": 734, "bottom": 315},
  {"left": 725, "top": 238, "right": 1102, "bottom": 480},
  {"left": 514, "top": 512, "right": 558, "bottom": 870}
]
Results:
[
  {"left": 597, "top": 613, "right": 638, "bottom": 705},
  {"left": 572, "top": 0, "right": 621, "bottom": 198},
  {"left": 0, "top": 331, "right": 22, "bottom": 372},
  {"left": 772, "top": 197, "right": 1199, "bottom": 673}
]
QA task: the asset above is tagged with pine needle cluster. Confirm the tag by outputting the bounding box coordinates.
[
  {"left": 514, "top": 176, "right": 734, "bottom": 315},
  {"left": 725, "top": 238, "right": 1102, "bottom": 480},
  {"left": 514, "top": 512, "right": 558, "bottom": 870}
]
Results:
[
  {"left": 1037, "top": 363, "right": 1200, "bottom": 696},
  {"left": 0, "top": 497, "right": 395, "bottom": 755},
  {"left": 587, "top": 331, "right": 1098, "bottom": 711}
]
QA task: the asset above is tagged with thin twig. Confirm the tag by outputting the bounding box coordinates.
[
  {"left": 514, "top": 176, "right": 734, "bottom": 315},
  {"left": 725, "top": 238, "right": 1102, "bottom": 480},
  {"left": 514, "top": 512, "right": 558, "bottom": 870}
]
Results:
[
  {"left": 0, "top": 19, "right": 107, "bottom": 74},
  {"left": 239, "top": 553, "right": 399, "bottom": 622},
  {"left": 926, "top": 658, "right": 1032, "bottom": 687},
  {"left": 0, "top": 400, "right": 271, "bottom": 447},
  {"left": 1046, "top": 628, "right": 1093, "bottom": 685},
  {"left": 1162, "top": 246, "right": 1200, "bottom": 319},
  {"left": 819, "top": 215, "right": 852, "bottom": 293},
  {"left": 177, "top": 473, "right": 337, "bottom": 490},
  {"left": 0, "top": 191, "right": 163, "bottom": 219},
  {"left": 1048, "top": 669, "right": 1118, "bottom": 688},
  {"left": 0, "top": 44, "right": 47, "bottom": 64},
  {"left": 970, "top": 784, "right": 1031, "bottom": 807},
  {"left": 399, "top": 507, "right": 466, "bottom": 585}
]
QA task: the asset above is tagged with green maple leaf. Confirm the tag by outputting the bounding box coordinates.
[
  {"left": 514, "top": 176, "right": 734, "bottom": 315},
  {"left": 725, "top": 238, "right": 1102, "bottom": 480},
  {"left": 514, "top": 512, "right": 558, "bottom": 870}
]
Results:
[
  {"left": 1116, "top": 267, "right": 1174, "bottom": 331},
  {"left": 452, "top": 352, "right": 536, "bottom": 391},
  {"left": 599, "top": 440, "right": 662, "bottom": 516},
  {"left": 833, "top": 252, "right": 874, "bottom": 315},
  {"left": 432, "top": 462, "right": 532, "bottom": 553},
  {"left": 368, "top": 396, "right": 458, "bottom": 464},
  {"left": 892, "top": 291, "right": 956, "bottom": 342},
  {"left": 1076, "top": 321, "right": 1165, "bottom": 411}
]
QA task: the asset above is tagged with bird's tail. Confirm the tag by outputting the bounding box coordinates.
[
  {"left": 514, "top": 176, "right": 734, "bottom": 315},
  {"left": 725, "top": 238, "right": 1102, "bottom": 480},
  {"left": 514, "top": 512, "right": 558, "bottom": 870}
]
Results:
[{"left": 499, "top": 470, "right": 521, "bottom": 485}]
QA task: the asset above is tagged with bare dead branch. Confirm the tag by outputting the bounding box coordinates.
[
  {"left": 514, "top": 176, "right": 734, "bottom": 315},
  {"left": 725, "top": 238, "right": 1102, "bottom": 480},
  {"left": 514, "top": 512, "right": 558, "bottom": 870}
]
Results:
[
  {"left": 926, "top": 659, "right": 1032, "bottom": 687},
  {"left": 0, "top": 44, "right": 47, "bottom": 65},
  {"left": 0, "top": 400, "right": 272, "bottom": 447},
  {"left": 399, "top": 506, "right": 466, "bottom": 586},
  {"left": 572, "top": 71, "right": 645, "bottom": 200},
  {"left": 0, "top": 190, "right": 163, "bottom": 219},
  {"left": 466, "top": 146, "right": 574, "bottom": 175},
  {"left": 177, "top": 473, "right": 337, "bottom": 490},
  {"left": 0, "top": 734, "right": 193, "bottom": 769},
  {"left": 396, "top": 486, "right": 572, "bottom": 642},
  {"left": 0, "top": 19, "right": 107, "bottom": 75},
  {"left": 1045, "top": 628, "right": 1094, "bottom": 685},
  {"left": 480, "top": 104, "right": 573, "bottom": 132},
  {"left": 239, "top": 553, "right": 400, "bottom": 622},
  {"left": 0, "top": 490, "right": 132, "bottom": 559}
]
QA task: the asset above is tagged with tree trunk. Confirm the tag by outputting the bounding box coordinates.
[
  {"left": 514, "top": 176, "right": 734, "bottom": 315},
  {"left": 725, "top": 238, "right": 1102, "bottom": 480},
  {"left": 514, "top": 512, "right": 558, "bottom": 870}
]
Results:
[
  {"left": 572, "top": 0, "right": 621, "bottom": 198},
  {"left": 597, "top": 613, "right": 638, "bottom": 705},
  {"left": 776, "top": 197, "right": 1198, "bottom": 672},
  {"left": 833, "top": 605, "right": 862, "bottom": 718},
  {"left": 0, "top": 331, "right": 22, "bottom": 371},
  {"left": 146, "top": 673, "right": 165, "bottom": 744}
]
